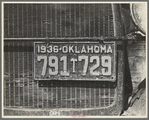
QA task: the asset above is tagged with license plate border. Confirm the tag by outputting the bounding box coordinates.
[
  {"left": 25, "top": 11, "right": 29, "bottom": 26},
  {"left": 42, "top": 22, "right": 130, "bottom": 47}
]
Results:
[{"left": 34, "top": 40, "right": 116, "bottom": 82}]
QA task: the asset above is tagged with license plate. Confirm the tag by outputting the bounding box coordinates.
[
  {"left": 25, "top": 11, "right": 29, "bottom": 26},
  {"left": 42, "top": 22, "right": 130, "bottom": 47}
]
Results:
[{"left": 34, "top": 41, "right": 116, "bottom": 81}]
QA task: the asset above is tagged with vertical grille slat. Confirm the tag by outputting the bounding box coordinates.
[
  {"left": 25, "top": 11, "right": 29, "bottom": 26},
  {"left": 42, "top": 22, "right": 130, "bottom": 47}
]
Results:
[
  {"left": 56, "top": 85, "right": 58, "bottom": 108},
  {"left": 85, "top": 82, "right": 86, "bottom": 108},
  {"left": 91, "top": 87, "right": 94, "bottom": 107},
  {"left": 55, "top": 4, "right": 57, "bottom": 37},
  {"left": 4, "top": 4, "right": 8, "bottom": 38},
  {"left": 41, "top": 85, "right": 44, "bottom": 107},
  {"left": 17, "top": 42, "right": 20, "bottom": 107},
  {"left": 89, "top": 5, "right": 90, "bottom": 37},
  {"left": 99, "top": 84, "right": 100, "bottom": 107},
  {"left": 13, "top": 42, "right": 15, "bottom": 106},
  {"left": 52, "top": 5, "right": 55, "bottom": 37},
  {"left": 9, "top": 42, "right": 13, "bottom": 106},
  {"left": 33, "top": 4, "right": 37, "bottom": 38},
  {"left": 75, "top": 82, "right": 77, "bottom": 108},
  {"left": 74, "top": 4, "right": 76, "bottom": 37},
  {"left": 8, "top": 43, "right": 11, "bottom": 106},
  {"left": 98, "top": 4, "right": 100, "bottom": 37},
  {"left": 70, "top": 82, "right": 72, "bottom": 108},
  {"left": 42, "top": 4, "right": 46, "bottom": 38},
  {"left": 35, "top": 4, "right": 38, "bottom": 38},
  {"left": 57, "top": 4, "right": 61, "bottom": 37},
  {"left": 27, "top": 42, "right": 29, "bottom": 107},
  {"left": 60, "top": 5, "right": 62, "bottom": 37},
  {"left": 83, "top": 4, "right": 86, "bottom": 37},
  {"left": 31, "top": 4, "right": 34, "bottom": 38},
  {"left": 67, "top": 82, "right": 70, "bottom": 108},
  {"left": 28, "top": 4, "right": 31, "bottom": 37},
  {"left": 108, "top": 4, "right": 110, "bottom": 37},
  {"left": 94, "top": 83, "right": 96, "bottom": 107},
  {"left": 22, "top": 5, "right": 24, "bottom": 37},
  {"left": 65, "top": 82, "right": 67, "bottom": 108},
  {"left": 69, "top": 5, "right": 71, "bottom": 37},
  {"left": 77, "top": 84, "right": 80, "bottom": 108},
  {"left": 7, "top": 5, "right": 10, "bottom": 37},
  {"left": 22, "top": 42, "right": 24, "bottom": 107},
  {"left": 104, "top": 88, "right": 106, "bottom": 107},
  {"left": 12, "top": 5, "right": 14, "bottom": 38},
  {"left": 64, "top": 4, "right": 66, "bottom": 37},
  {"left": 93, "top": 4, "right": 95, "bottom": 37},
  {"left": 37, "top": 81, "right": 39, "bottom": 108},
  {"left": 90, "top": 4, "right": 94, "bottom": 37},
  {"left": 89, "top": 84, "right": 91, "bottom": 107},
  {"left": 46, "top": 83, "right": 48, "bottom": 108},
  {"left": 53, "top": 83, "right": 56, "bottom": 108},
  {"left": 32, "top": 48, "right": 34, "bottom": 107},
  {"left": 4, "top": 42, "right": 7, "bottom": 106},
  {"left": 51, "top": 83, "right": 53, "bottom": 108},
  {"left": 50, "top": 5, "right": 53, "bottom": 37},
  {"left": 79, "top": 4, "right": 81, "bottom": 37},
  {"left": 80, "top": 82, "right": 81, "bottom": 108}
]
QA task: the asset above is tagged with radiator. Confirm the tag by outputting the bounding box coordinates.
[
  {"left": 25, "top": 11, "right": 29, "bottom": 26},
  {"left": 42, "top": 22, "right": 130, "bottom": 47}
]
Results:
[{"left": 4, "top": 3, "right": 123, "bottom": 116}]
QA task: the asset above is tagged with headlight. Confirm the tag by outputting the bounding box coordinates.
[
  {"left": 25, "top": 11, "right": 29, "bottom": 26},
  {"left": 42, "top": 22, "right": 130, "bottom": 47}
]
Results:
[{"left": 130, "top": 3, "right": 147, "bottom": 35}]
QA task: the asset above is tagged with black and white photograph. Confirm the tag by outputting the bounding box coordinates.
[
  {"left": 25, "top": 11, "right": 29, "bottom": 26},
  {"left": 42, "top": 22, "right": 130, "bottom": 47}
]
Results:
[{"left": 1, "top": 2, "right": 147, "bottom": 118}]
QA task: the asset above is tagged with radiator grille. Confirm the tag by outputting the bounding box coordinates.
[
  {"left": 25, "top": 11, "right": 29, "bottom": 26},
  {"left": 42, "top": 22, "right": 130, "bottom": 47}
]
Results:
[
  {"left": 4, "top": 3, "right": 116, "bottom": 109},
  {"left": 4, "top": 4, "right": 114, "bottom": 38},
  {"left": 4, "top": 41, "right": 116, "bottom": 109}
]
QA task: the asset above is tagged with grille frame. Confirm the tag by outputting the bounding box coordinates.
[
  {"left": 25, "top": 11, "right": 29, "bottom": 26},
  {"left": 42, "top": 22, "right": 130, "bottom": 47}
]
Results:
[{"left": 3, "top": 3, "right": 125, "bottom": 116}]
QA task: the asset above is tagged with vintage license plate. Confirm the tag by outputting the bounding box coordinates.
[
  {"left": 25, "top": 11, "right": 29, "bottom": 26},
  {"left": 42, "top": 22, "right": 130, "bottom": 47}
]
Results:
[{"left": 34, "top": 41, "right": 116, "bottom": 81}]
